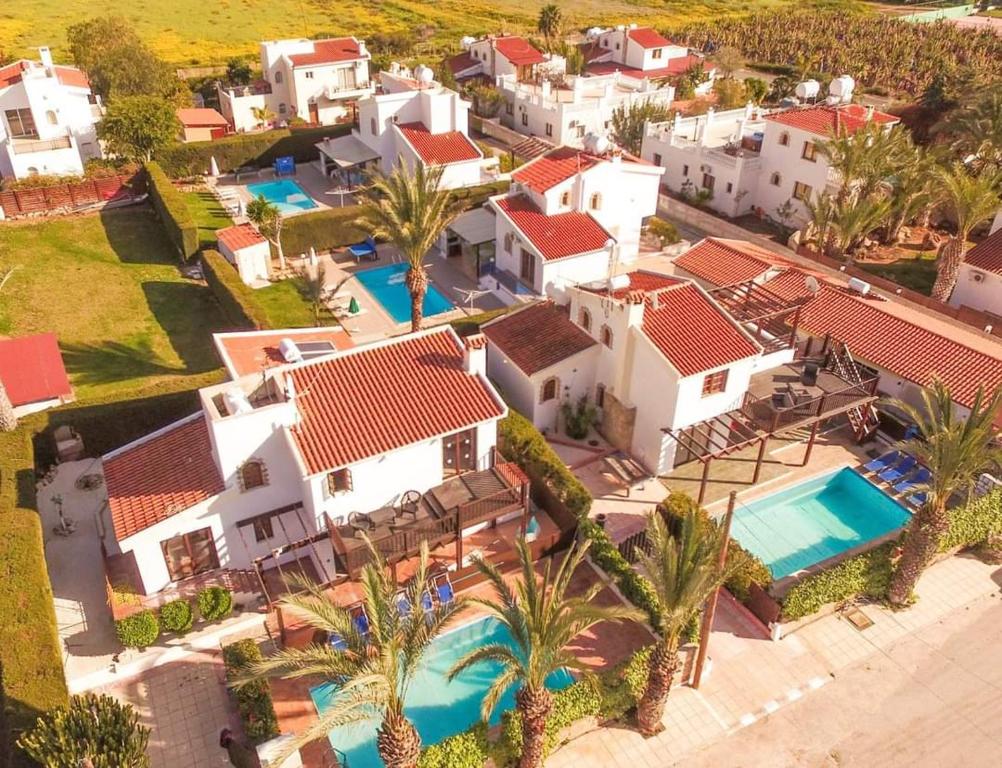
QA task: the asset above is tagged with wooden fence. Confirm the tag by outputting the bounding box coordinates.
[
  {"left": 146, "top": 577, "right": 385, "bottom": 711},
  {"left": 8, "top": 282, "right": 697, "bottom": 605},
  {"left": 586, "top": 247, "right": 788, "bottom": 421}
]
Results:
[{"left": 0, "top": 172, "right": 146, "bottom": 217}]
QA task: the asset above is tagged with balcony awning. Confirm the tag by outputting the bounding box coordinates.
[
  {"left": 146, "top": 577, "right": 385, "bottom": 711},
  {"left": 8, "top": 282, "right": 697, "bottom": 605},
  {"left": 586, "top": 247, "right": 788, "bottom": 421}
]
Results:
[
  {"left": 316, "top": 134, "right": 380, "bottom": 168},
  {"left": 449, "top": 207, "right": 495, "bottom": 246}
]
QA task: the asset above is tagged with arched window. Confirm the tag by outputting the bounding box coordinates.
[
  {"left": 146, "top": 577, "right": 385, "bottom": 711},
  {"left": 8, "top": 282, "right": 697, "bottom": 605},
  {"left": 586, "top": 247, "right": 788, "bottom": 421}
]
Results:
[
  {"left": 45, "top": 110, "right": 57, "bottom": 125},
  {"left": 274, "top": 70, "right": 283, "bottom": 84},
  {"left": 540, "top": 377, "right": 559, "bottom": 403},
  {"left": 560, "top": 191, "right": 570, "bottom": 206},
  {"left": 778, "top": 131, "right": 790, "bottom": 147},
  {"left": 590, "top": 192, "right": 601, "bottom": 210},
  {"left": 601, "top": 325, "right": 613, "bottom": 348},
  {"left": 240, "top": 460, "right": 267, "bottom": 491},
  {"left": 769, "top": 172, "right": 782, "bottom": 187},
  {"left": 579, "top": 306, "right": 592, "bottom": 332}
]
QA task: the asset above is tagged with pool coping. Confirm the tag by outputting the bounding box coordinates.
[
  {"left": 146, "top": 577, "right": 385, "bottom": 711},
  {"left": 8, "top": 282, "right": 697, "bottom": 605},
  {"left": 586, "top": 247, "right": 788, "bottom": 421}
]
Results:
[
  {"left": 245, "top": 178, "right": 320, "bottom": 217},
  {"left": 352, "top": 262, "right": 458, "bottom": 327}
]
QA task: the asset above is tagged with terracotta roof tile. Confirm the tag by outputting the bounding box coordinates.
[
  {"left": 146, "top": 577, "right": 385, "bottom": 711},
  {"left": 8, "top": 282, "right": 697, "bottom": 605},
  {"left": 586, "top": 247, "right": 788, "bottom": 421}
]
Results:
[
  {"left": 764, "top": 104, "right": 898, "bottom": 136},
  {"left": 965, "top": 228, "right": 1002, "bottom": 275},
  {"left": 493, "top": 36, "right": 546, "bottom": 66},
  {"left": 289, "top": 329, "right": 504, "bottom": 474},
  {"left": 512, "top": 146, "right": 602, "bottom": 192},
  {"left": 54, "top": 65, "right": 90, "bottom": 89},
  {"left": 579, "top": 270, "right": 681, "bottom": 300},
  {"left": 104, "top": 417, "right": 224, "bottom": 541},
  {"left": 673, "top": 238, "right": 783, "bottom": 286},
  {"left": 0, "top": 333, "right": 72, "bottom": 407},
  {"left": 214, "top": 328, "right": 354, "bottom": 379},
  {"left": 288, "top": 38, "right": 364, "bottom": 67},
  {"left": 177, "top": 107, "right": 228, "bottom": 127},
  {"left": 585, "top": 54, "right": 703, "bottom": 79},
  {"left": 447, "top": 52, "right": 481, "bottom": 77},
  {"left": 628, "top": 28, "right": 672, "bottom": 49},
  {"left": 396, "top": 122, "right": 481, "bottom": 165},
  {"left": 495, "top": 195, "right": 612, "bottom": 261},
  {"left": 216, "top": 223, "right": 267, "bottom": 252},
  {"left": 642, "top": 284, "right": 760, "bottom": 376},
  {"left": 0, "top": 61, "right": 27, "bottom": 88},
  {"left": 482, "top": 302, "right": 597, "bottom": 375}
]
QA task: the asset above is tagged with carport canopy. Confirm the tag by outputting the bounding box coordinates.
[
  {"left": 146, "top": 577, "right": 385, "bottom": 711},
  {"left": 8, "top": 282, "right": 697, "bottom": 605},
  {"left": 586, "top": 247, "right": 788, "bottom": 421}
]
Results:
[
  {"left": 449, "top": 207, "right": 496, "bottom": 245},
  {"left": 316, "top": 134, "right": 380, "bottom": 168}
]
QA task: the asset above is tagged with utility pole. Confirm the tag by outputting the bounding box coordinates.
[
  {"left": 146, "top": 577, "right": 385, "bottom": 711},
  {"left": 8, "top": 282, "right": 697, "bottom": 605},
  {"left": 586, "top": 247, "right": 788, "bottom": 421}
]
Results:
[{"left": 691, "top": 490, "right": 736, "bottom": 689}]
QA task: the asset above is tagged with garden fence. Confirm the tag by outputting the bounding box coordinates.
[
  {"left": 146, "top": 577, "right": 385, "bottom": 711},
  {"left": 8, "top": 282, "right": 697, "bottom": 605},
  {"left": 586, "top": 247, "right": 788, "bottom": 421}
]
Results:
[{"left": 0, "top": 173, "right": 146, "bottom": 217}]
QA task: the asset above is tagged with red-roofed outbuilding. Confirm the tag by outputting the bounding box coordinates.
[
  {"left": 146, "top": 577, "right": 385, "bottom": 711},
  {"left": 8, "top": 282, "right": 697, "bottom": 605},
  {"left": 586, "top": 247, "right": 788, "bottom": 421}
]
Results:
[{"left": 0, "top": 333, "right": 73, "bottom": 415}]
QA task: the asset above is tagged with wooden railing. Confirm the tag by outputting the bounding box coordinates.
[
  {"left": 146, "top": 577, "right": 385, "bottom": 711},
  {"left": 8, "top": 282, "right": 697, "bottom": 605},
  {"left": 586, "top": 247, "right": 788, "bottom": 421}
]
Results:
[{"left": 742, "top": 375, "right": 879, "bottom": 433}]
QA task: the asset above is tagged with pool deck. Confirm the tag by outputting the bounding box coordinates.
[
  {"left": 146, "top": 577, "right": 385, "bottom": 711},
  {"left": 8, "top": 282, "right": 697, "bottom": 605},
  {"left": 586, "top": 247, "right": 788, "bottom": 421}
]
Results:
[{"left": 215, "top": 163, "right": 337, "bottom": 216}]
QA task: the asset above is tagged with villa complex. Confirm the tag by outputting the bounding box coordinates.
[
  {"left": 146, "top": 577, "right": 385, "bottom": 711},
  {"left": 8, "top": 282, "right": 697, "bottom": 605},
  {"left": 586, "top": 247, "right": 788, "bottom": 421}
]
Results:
[
  {"left": 449, "top": 34, "right": 551, "bottom": 83},
  {"left": 581, "top": 25, "right": 713, "bottom": 87}
]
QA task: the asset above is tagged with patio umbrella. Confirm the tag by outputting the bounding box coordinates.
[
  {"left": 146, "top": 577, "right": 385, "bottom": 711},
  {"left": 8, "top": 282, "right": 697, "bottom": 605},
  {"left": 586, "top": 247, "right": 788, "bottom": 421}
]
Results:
[
  {"left": 309, "top": 246, "right": 318, "bottom": 266},
  {"left": 237, "top": 197, "right": 246, "bottom": 218},
  {"left": 209, "top": 156, "right": 220, "bottom": 178},
  {"left": 348, "top": 296, "right": 360, "bottom": 315}
]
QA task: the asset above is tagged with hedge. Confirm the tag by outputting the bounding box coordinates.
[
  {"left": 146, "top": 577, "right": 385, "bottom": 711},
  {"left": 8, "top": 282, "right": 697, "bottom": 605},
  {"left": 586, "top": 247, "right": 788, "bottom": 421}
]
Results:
[
  {"left": 0, "top": 428, "right": 68, "bottom": 767},
  {"left": 780, "top": 543, "right": 895, "bottom": 621},
  {"left": 201, "top": 250, "right": 273, "bottom": 330},
  {"left": 580, "top": 518, "right": 662, "bottom": 627},
  {"left": 940, "top": 488, "right": 1002, "bottom": 552},
  {"left": 115, "top": 610, "right": 161, "bottom": 649},
  {"left": 146, "top": 161, "right": 198, "bottom": 261},
  {"left": 222, "top": 639, "right": 279, "bottom": 742},
  {"left": 450, "top": 307, "right": 511, "bottom": 337},
  {"left": 157, "top": 124, "right": 352, "bottom": 178},
  {"left": 418, "top": 722, "right": 490, "bottom": 768}
]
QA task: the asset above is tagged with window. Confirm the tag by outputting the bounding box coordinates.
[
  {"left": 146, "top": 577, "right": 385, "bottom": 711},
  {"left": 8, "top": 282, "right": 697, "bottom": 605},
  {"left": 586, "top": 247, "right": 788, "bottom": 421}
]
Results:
[
  {"left": 305, "top": 71, "right": 314, "bottom": 79},
  {"left": 370, "top": 117, "right": 377, "bottom": 135},
  {"left": 545, "top": 122, "right": 553, "bottom": 137},
  {"left": 519, "top": 247, "right": 535, "bottom": 284},
  {"left": 443, "top": 427, "right": 477, "bottom": 474},
  {"left": 702, "top": 370, "right": 728, "bottom": 397},
  {"left": 560, "top": 190, "right": 570, "bottom": 206},
  {"left": 278, "top": 103, "right": 287, "bottom": 115},
  {"left": 726, "top": 182, "right": 733, "bottom": 194},
  {"left": 505, "top": 102, "right": 514, "bottom": 115},
  {"left": 652, "top": 48, "right": 663, "bottom": 60},
  {"left": 161, "top": 528, "right": 219, "bottom": 582},
  {"left": 793, "top": 181, "right": 812, "bottom": 201},
  {"left": 801, "top": 141, "right": 817, "bottom": 162},
  {"left": 239, "top": 460, "right": 267, "bottom": 491},
  {"left": 595, "top": 383, "right": 606, "bottom": 408},
  {"left": 702, "top": 173, "right": 715, "bottom": 191},
  {"left": 615, "top": 42, "right": 621, "bottom": 50},
  {"left": 575, "top": 124, "right": 585, "bottom": 139},
  {"left": 274, "top": 71, "right": 283, "bottom": 84},
  {"left": 4, "top": 108, "right": 36, "bottom": 138},
  {"left": 590, "top": 192, "right": 602, "bottom": 210},
  {"left": 327, "top": 468, "right": 353, "bottom": 494},
  {"left": 521, "top": 112, "right": 528, "bottom": 127},
  {"left": 579, "top": 306, "right": 592, "bottom": 331},
  {"left": 769, "top": 172, "right": 781, "bottom": 187},
  {"left": 253, "top": 516, "right": 274, "bottom": 543},
  {"left": 503, "top": 232, "right": 514, "bottom": 254},
  {"left": 601, "top": 325, "right": 613, "bottom": 348},
  {"left": 778, "top": 131, "right": 789, "bottom": 146},
  {"left": 540, "top": 377, "right": 559, "bottom": 403},
  {"left": 682, "top": 164, "right": 689, "bottom": 177},
  {"left": 45, "top": 110, "right": 57, "bottom": 125},
  {"left": 653, "top": 152, "right": 662, "bottom": 166}
]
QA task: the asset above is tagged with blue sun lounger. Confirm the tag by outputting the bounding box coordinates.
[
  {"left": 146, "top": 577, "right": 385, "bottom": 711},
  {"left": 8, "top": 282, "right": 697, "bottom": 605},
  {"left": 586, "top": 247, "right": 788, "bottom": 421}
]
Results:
[
  {"left": 348, "top": 236, "right": 377, "bottom": 262},
  {"left": 420, "top": 591, "right": 434, "bottom": 613},
  {"left": 878, "top": 455, "right": 917, "bottom": 484},
  {"left": 350, "top": 606, "right": 370, "bottom": 638},
  {"left": 907, "top": 492, "right": 927, "bottom": 508},
  {"left": 863, "top": 450, "right": 900, "bottom": 473},
  {"left": 329, "top": 633, "right": 348, "bottom": 651},
  {"left": 435, "top": 575, "right": 455, "bottom": 607},
  {"left": 395, "top": 592, "right": 411, "bottom": 618},
  {"left": 893, "top": 467, "right": 930, "bottom": 496}
]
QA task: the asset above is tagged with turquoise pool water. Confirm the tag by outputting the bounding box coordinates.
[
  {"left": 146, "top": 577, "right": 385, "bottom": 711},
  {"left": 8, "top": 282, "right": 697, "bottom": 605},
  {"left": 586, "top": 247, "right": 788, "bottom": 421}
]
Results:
[
  {"left": 246, "top": 179, "right": 317, "bottom": 214},
  {"left": 310, "top": 617, "right": 574, "bottom": 768},
  {"left": 730, "top": 468, "right": 911, "bottom": 580},
  {"left": 355, "top": 262, "right": 455, "bottom": 324}
]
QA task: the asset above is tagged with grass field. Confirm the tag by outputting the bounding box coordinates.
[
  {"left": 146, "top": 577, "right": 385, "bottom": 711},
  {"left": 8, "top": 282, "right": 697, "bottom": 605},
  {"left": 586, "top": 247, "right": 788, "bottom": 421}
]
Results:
[
  {"left": 2, "top": 0, "right": 810, "bottom": 65},
  {"left": 0, "top": 207, "right": 227, "bottom": 401},
  {"left": 858, "top": 251, "right": 938, "bottom": 295}
]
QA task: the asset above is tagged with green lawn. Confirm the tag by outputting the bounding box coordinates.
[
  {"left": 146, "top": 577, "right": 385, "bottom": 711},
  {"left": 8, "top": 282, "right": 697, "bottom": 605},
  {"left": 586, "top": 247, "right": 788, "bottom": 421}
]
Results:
[
  {"left": 858, "top": 251, "right": 938, "bottom": 295},
  {"left": 0, "top": 207, "right": 227, "bottom": 402},
  {"left": 183, "top": 189, "right": 232, "bottom": 250}
]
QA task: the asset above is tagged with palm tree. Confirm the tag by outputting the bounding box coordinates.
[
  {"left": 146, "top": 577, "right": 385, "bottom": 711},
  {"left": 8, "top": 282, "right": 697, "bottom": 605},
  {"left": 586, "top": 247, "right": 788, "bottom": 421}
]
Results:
[
  {"left": 537, "top": 4, "right": 562, "bottom": 52},
  {"left": 234, "top": 541, "right": 464, "bottom": 768},
  {"left": 887, "top": 379, "right": 1002, "bottom": 606},
  {"left": 634, "top": 510, "right": 734, "bottom": 736},
  {"left": 929, "top": 165, "right": 1002, "bottom": 302},
  {"left": 246, "top": 195, "right": 286, "bottom": 272},
  {"left": 828, "top": 194, "right": 892, "bottom": 261},
  {"left": 250, "top": 105, "right": 276, "bottom": 129},
  {"left": 883, "top": 145, "right": 938, "bottom": 245},
  {"left": 357, "top": 163, "right": 464, "bottom": 332},
  {"left": 818, "top": 124, "right": 905, "bottom": 205},
  {"left": 935, "top": 90, "right": 1002, "bottom": 172},
  {"left": 448, "top": 539, "right": 641, "bottom": 768}
]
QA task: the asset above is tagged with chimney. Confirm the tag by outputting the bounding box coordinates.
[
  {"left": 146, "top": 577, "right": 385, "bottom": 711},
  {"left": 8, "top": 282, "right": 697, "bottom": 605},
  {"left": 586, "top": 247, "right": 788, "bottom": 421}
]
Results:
[
  {"left": 38, "top": 46, "right": 53, "bottom": 70},
  {"left": 865, "top": 105, "right": 874, "bottom": 122},
  {"left": 463, "top": 334, "right": 488, "bottom": 378},
  {"left": 625, "top": 290, "right": 646, "bottom": 327}
]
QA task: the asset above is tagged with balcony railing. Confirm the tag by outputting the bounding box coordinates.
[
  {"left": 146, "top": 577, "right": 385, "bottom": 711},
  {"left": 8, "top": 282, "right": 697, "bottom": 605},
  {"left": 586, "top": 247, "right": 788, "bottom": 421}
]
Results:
[
  {"left": 11, "top": 135, "right": 73, "bottom": 154},
  {"left": 741, "top": 375, "right": 879, "bottom": 433}
]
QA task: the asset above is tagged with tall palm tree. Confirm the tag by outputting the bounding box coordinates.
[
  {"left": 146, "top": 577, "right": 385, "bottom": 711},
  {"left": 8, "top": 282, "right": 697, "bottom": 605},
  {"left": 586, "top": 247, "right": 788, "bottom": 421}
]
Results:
[
  {"left": 883, "top": 145, "right": 938, "bottom": 245},
  {"left": 357, "top": 163, "right": 464, "bottom": 332},
  {"left": 828, "top": 194, "right": 892, "bottom": 261},
  {"left": 234, "top": 542, "right": 463, "bottom": 768},
  {"left": 448, "top": 539, "right": 641, "bottom": 768},
  {"left": 887, "top": 380, "right": 1002, "bottom": 605},
  {"left": 634, "top": 510, "right": 734, "bottom": 736},
  {"left": 818, "top": 124, "right": 904, "bottom": 205},
  {"left": 537, "top": 4, "right": 563, "bottom": 52},
  {"left": 929, "top": 165, "right": 1002, "bottom": 302}
]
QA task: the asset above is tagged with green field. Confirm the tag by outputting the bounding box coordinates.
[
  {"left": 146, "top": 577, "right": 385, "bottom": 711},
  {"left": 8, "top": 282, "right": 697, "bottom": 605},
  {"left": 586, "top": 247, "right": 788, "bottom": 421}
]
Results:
[
  {"left": 0, "top": 207, "right": 227, "bottom": 401},
  {"left": 2, "top": 0, "right": 807, "bottom": 66}
]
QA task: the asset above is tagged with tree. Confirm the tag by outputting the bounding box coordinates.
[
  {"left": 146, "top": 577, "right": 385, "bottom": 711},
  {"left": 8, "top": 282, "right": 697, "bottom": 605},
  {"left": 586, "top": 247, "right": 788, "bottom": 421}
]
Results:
[
  {"left": 225, "top": 58, "right": 253, "bottom": 86},
  {"left": 634, "top": 510, "right": 733, "bottom": 735},
  {"left": 828, "top": 194, "right": 892, "bottom": 261},
  {"left": 887, "top": 379, "right": 1002, "bottom": 606},
  {"left": 883, "top": 144, "right": 938, "bottom": 244},
  {"left": 246, "top": 195, "right": 286, "bottom": 272},
  {"left": 674, "top": 63, "right": 707, "bottom": 101},
  {"left": 357, "top": 163, "right": 464, "bottom": 332},
  {"left": 537, "top": 4, "right": 563, "bottom": 52},
  {"left": 296, "top": 263, "right": 331, "bottom": 325},
  {"left": 712, "top": 78, "right": 746, "bottom": 110},
  {"left": 929, "top": 164, "right": 1002, "bottom": 302},
  {"left": 935, "top": 90, "right": 1002, "bottom": 172},
  {"left": 18, "top": 693, "right": 150, "bottom": 768},
  {"left": 250, "top": 106, "right": 276, "bottom": 129},
  {"left": 767, "top": 75, "right": 795, "bottom": 102},
  {"left": 235, "top": 541, "right": 463, "bottom": 768},
  {"left": 712, "top": 46, "right": 744, "bottom": 79},
  {"left": 97, "top": 96, "right": 179, "bottom": 163},
  {"left": 448, "top": 539, "right": 641, "bottom": 768},
  {"left": 817, "top": 124, "right": 906, "bottom": 206},
  {"left": 743, "top": 77, "right": 768, "bottom": 104},
  {"left": 610, "top": 100, "right": 672, "bottom": 155}
]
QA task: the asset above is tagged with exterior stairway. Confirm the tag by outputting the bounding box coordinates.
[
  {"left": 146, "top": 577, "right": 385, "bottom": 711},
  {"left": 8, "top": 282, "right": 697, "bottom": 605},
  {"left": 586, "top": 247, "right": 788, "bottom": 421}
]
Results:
[{"left": 827, "top": 341, "right": 880, "bottom": 441}]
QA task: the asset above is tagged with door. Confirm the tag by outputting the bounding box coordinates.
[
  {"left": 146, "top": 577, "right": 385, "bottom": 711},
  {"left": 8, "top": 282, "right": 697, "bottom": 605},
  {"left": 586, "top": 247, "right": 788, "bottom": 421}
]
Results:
[
  {"left": 519, "top": 248, "right": 535, "bottom": 288},
  {"left": 309, "top": 101, "right": 319, "bottom": 125},
  {"left": 443, "top": 428, "right": 477, "bottom": 476},
  {"left": 160, "top": 528, "right": 220, "bottom": 582},
  {"left": 447, "top": 233, "right": 462, "bottom": 258}
]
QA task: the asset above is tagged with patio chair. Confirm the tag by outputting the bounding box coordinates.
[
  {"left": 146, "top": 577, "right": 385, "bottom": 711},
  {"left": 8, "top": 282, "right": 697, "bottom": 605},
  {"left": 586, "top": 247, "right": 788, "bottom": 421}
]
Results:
[
  {"left": 398, "top": 490, "right": 422, "bottom": 520},
  {"left": 394, "top": 591, "right": 411, "bottom": 618},
  {"left": 347, "top": 236, "right": 378, "bottom": 262},
  {"left": 800, "top": 362, "right": 820, "bottom": 388},
  {"left": 907, "top": 492, "right": 927, "bottom": 508},
  {"left": 863, "top": 450, "right": 900, "bottom": 474},
  {"left": 893, "top": 467, "right": 930, "bottom": 496},
  {"left": 433, "top": 574, "right": 455, "bottom": 607},
  {"left": 878, "top": 455, "right": 917, "bottom": 484},
  {"left": 329, "top": 632, "right": 349, "bottom": 651}
]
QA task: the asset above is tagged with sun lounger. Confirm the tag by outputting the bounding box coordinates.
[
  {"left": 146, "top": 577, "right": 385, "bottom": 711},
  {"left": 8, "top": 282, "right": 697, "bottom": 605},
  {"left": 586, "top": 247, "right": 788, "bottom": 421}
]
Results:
[
  {"left": 329, "top": 632, "right": 348, "bottom": 651},
  {"left": 893, "top": 467, "right": 930, "bottom": 496},
  {"left": 395, "top": 592, "right": 411, "bottom": 618},
  {"left": 878, "top": 455, "right": 917, "bottom": 484},
  {"left": 907, "top": 492, "right": 927, "bottom": 508},
  {"left": 863, "top": 450, "right": 899, "bottom": 474},
  {"left": 347, "top": 236, "right": 378, "bottom": 262},
  {"left": 434, "top": 574, "right": 455, "bottom": 607},
  {"left": 349, "top": 604, "right": 370, "bottom": 638},
  {"left": 420, "top": 591, "right": 434, "bottom": 613}
]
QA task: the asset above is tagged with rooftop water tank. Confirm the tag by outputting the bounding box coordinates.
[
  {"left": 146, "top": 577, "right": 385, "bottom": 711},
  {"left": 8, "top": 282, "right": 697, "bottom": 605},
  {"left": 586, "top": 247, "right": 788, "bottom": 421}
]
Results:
[
  {"left": 847, "top": 276, "right": 871, "bottom": 296},
  {"left": 828, "top": 75, "right": 855, "bottom": 102},
  {"left": 583, "top": 133, "right": 610, "bottom": 155},
  {"left": 608, "top": 273, "right": 631, "bottom": 291},
  {"left": 794, "top": 80, "right": 820, "bottom": 101},
  {"left": 223, "top": 388, "right": 253, "bottom": 416},
  {"left": 279, "top": 338, "right": 303, "bottom": 363},
  {"left": 586, "top": 27, "right": 605, "bottom": 40},
  {"left": 414, "top": 64, "right": 435, "bottom": 85},
  {"left": 460, "top": 36, "right": 477, "bottom": 50}
]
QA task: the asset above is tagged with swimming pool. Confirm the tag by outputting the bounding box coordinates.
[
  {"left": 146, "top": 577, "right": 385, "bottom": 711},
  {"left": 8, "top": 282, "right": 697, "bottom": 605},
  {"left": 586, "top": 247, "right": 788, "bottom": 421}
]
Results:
[
  {"left": 310, "top": 617, "right": 574, "bottom": 768},
  {"left": 730, "top": 468, "right": 911, "bottom": 580},
  {"left": 355, "top": 262, "right": 455, "bottom": 324},
  {"left": 245, "top": 179, "right": 317, "bottom": 214}
]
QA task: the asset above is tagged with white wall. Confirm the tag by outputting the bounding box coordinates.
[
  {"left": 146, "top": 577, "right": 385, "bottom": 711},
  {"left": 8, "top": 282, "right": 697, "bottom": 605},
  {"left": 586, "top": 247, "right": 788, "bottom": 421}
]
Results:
[
  {"left": 540, "top": 250, "right": 613, "bottom": 300},
  {"left": 949, "top": 264, "right": 1002, "bottom": 316},
  {"left": 756, "top": 122, "right": 832, "bottom": 226},
  {"left": 219, "top": 241, "right": 271, "bottom": 285}
]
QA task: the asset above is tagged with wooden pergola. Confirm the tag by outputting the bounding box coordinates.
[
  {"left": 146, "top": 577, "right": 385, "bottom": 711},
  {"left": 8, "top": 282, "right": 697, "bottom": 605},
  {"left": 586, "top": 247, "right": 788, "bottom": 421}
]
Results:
[{"left": 710, "top": 281, "right": 803, "bottom": 354}]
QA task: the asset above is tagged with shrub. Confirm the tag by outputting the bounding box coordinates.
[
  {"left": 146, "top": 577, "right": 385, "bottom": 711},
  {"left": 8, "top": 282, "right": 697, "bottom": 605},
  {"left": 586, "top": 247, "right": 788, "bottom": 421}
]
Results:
[
  {"left": 158, "top": 599, "right": 193, "bottom": 634},
  {"left": 115, "top": 610, "right": 160, "bottom": 649},
  {"left": 579, "top": 518, "right": 662, "bottom": 627},
  {"left": 201, "top": 250, "right": 273, "bottom": 330},
  {"left": 280, "top": 206, "right": 368, "bottom": 256},
  {"left": 940, "top": 489, "right": 1002, "bottom": 552},
  {"left": 450, "top": 307, "right": 511, "bottom": 337},
  {"left": 780, "top": 543, "right": 894, "bottom": 621},
  {"left": 197, "top": 586, "right": 233, "bottom": 621},
  {"left": 595, "top": 646, "right": 651, "bottom": 721},
  {"left": 560, "top": 395, "right": 598, "bottom": 440},
  {"left": 500, "top": 680, "right": 602, "bottom": 762},
  {"left": 647, "top": 218, "right": 681, "bottom": 247},
  {"left": 146, "top": 161, "right": 198, "bottom": 260},
  {"left": 222, "top": 639, "right": 279, "bottom": 742},
  {"left": 418, "top": 722, "right": 489, "bottom": 768}
]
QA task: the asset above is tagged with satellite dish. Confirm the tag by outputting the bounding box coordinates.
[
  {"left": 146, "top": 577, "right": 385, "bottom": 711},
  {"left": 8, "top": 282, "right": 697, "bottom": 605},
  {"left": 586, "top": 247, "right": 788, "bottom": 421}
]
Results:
[
  {"left": 805, "top": 275, "right": 820, "bottom": 294},
  {"left": 414, "top": 64, "right": 435, "bottom": 85}
]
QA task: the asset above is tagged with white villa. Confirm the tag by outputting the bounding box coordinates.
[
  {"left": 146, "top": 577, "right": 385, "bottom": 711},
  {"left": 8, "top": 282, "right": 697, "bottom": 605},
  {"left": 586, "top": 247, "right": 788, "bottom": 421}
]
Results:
[
  {"left": 486, "top": 142, "right": 664, "bottom": 301},
  {"left": 950, "top": 222, "right": 1002, "bottom": 318},
  {"left": 0, "top": 47, "right": 102, "bottom": 180},
  {"left": 218, "top": 37, "right": 374, "bottom": 132},
  {"left": 582, "top": 25, "right": 713, "bottom": 92},
  {"left": 448, "top": 35, "right": 553, "bottom": 83}
]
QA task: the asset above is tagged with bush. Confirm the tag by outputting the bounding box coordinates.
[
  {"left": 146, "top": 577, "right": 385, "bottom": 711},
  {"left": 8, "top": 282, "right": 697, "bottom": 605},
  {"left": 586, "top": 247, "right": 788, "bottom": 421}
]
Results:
[
  {"left": 450, "top": 307, "right": 511, "bottom": 337},
  {"left": 780, "top": 543, "right": 894, "bottom": 621},
  {"left": 197, "top": 586, "right": 233, "bottom": 621},
  {"left": 579, "top": 518, "right": 662, "bottom": 627},
  {"left": 595, "top": 646, "right": 651, "bottom": 721},
  {"left": 222, "top": 639, "right": 279, "bottom": 742},
  {"left": 158, "top": 599, "right": 193, "bottom": 634},
  {"left": 201, "top": 250, "right": 273, "bottom": 330},
  {"left": 500, "top": 680, "right": 602, "bottom": 762},
  {"left": 115, "top": 610, "right": 160, "bottom": 649},
  {"left": 146, "top": 161, "right": 198, "bottom": 260},
  {"left": 647, "top": 218, "right": 681, "bottom": 247},
  {"left": 940, "top": 489, "right": 1002, "bottom": 552},
  {"left": 280, "top": 206, "right": 369, "bottom": 256},
  {"left": 418, "top": 722, "right": 489, "bottom": 768}
]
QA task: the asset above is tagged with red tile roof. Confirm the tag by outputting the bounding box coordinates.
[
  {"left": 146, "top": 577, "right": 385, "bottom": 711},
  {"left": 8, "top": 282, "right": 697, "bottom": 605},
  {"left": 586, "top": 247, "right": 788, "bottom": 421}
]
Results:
[
  {"left": 964, "top": 228, "right": 1002, "bottom": 275},
  {"left": 764, "top": 104, "right": 898, "bottom": 136},
  {"left": 0, "top": 333, "right": 72, "bottom": 407},
  {"left": 54, "top": 65, "right": 90, "bottom": 89},
  {"left": 579, "top": 270, "right": 681, "bottom": 300},
  {"left": 288, "top": 38, "right": 364, "bottom": 67},
  {"left": 289, "top": 329, "right": 504, "bottom": 474},
  {"left": 216, "top": 223, "right": 267, "bottom": 252},
  {"left": 0, "top": 61, "right": 27, "bottom": 88},
  {"left": 483, "top": 302, "right": 597, "bottom": 375},
  {"left": 396, "top": 122, "right": 481, "bottom": 165},
  {"left": 493, "top": 36, "right": 546, "bottom": 66},
  {"left": 673, "top": 238, "right": 782, "bottom": 286},
  {"left": 104, "top": 417, "right": 224, "bottom": 541},
  {"left": 214, "top": 328, "right": 354, "bottom": 379},
  {"left": 628, "top": 27, "right": 672, "bottom": 49},
  {"left": 177, "top": 107, "right": 229, "bottom": 127},
  {"left": 760, "top": 268, "right": 825, "bottom": 302},
  {"left": 0, "top": 61, "right": 90, "bottom": 90},
  {"left": 512, "top": 146, "right": 601, "bottom": 192},
  {"left": 642, "top": 284, "right": 760, "bottom": 376},
  {"left": 495, "top": 195, "right": 612, "bottom": 261},
  {"left": 446, "top": 52, "right": 481, "bottom": 77},
  {"left": 584, "top": 54, "right": 703, "bottom": 80}
]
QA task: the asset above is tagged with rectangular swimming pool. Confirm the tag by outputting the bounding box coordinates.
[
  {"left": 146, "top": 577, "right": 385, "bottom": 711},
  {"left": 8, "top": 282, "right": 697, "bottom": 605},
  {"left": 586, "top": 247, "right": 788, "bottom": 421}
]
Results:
[
  {"left": 355, "top": 262, "right": 455, "bottom": 324},
  {"left": 310, "top": 617, "right": 573, "bottom": 768},
  {"left": 729, "top": 468, "right": 911, "bottom": 580},
  {"left": 246, "top": 179, "right": 317, "bottom": 214}
]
